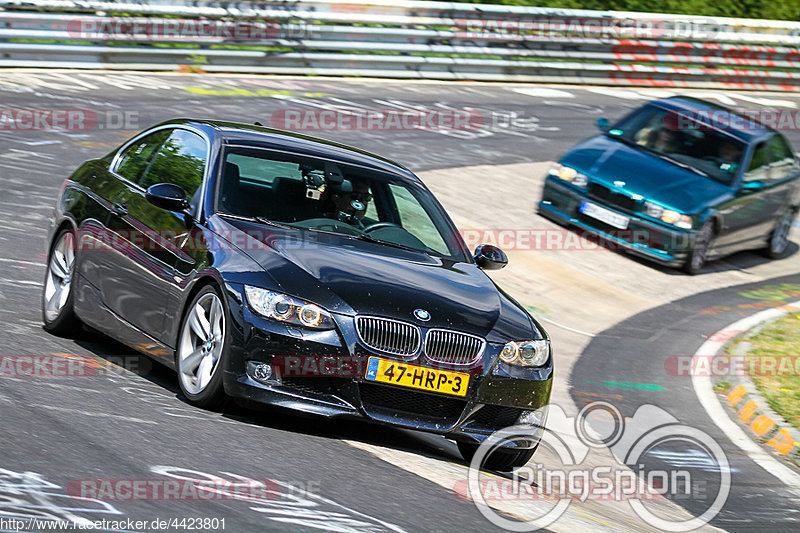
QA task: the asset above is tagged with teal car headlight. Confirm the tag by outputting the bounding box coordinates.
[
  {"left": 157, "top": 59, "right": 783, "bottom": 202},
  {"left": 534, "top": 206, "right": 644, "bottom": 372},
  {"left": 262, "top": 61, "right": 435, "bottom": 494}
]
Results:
[
  {"left": 549, "top": 164, "right": 588, "bottom": 188},
  {"left": 499, "top": 340, "right": 550, "bottom": 367},
  {"left": 644, "top": 202, "right": 693, "bottom": 229},
  {"left": 245, "top": 286, "right": 335, "bottom": 330}
]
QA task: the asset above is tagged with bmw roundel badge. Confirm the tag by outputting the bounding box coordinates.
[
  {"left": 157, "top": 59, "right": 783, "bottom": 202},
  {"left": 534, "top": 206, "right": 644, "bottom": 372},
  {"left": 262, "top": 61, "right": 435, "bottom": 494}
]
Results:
[{"left": 413, "top": 309, "right": 431, "bottom": 322}]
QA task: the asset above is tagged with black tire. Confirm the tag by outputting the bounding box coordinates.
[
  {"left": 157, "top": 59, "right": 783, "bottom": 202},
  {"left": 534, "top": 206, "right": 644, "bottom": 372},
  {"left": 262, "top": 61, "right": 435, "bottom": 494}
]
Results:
[
  {"left": 42, "top": 228, "right": 82, "bottom": 336},
  {"left": 762, "top": 208, "right": 795, "bottom": 259},
  {"left": 683, "top": 221, "right": 714, "bottom": 275},
  {"left": 458, "top": 441, "right": 536, "bottom": 472},
  {"left": 175, "top": 285, "right": 230, "bottom": 409}
]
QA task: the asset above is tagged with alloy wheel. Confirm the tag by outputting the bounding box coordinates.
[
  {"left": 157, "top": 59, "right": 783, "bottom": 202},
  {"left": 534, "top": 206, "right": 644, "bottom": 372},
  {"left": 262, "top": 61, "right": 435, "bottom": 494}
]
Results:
[
  {"left": 178, "top": 292, "right": 226, "bottom": 395},
  {"left": 690, "top": 223, "right": 713, "bottom": 272},
  {"left": 770, "top": 210, "right": 793, "bottom": 256},
  {"left": 44, "top": 231, "right": 76, "bottom": 322}
]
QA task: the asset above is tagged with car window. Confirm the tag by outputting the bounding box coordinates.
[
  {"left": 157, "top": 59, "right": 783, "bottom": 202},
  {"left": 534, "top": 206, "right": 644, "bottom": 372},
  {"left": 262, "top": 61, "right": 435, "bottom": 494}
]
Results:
[
  {"left": 769, "top": 135, "right": 795, "bottom": 178},
  {"left": 139, "top": 129, "right": 207, "bottom": 198},
  {"left": 114, "top": 130, "right": 170, "bottom": 182},
  {"left": 217, "top": 147, "right": 467, "bottom": 261},
  {"left": 226, "top": 153, "right": 302, "bottom": 186},
  {"left": 744, "top": 142, "right": 769, "bottom": 182},
  {"left": 388, "top": 184, "right": 450, "bottom": 255},
  {"left": 611, "top": 105, "right": 745, "bottom": 185}
]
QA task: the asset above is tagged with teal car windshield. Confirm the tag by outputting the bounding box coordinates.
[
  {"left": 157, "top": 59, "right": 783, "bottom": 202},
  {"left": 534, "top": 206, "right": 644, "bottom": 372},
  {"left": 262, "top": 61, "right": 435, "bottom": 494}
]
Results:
[{"left": 609, "top": 105, "right": 747, "bottom": 186}]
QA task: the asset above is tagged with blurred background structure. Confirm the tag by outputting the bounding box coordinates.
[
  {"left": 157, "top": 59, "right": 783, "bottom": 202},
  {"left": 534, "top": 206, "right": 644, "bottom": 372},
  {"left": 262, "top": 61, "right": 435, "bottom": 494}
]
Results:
[{"left": 1, "top": 0, "right": 799, "bottom": 90}]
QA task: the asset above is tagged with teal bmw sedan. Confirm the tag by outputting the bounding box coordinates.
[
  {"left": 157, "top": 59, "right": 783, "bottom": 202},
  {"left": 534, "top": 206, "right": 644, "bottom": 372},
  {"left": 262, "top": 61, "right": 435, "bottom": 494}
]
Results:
[{"left": 538, "top": 96, "right": 800, "bottom": 274}]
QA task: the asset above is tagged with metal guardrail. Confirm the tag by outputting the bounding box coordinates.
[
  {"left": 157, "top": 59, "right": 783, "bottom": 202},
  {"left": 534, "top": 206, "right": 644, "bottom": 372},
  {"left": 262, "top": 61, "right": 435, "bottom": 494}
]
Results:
[{"left": 1, "top": 0, "right": 799, "bottom": 90}]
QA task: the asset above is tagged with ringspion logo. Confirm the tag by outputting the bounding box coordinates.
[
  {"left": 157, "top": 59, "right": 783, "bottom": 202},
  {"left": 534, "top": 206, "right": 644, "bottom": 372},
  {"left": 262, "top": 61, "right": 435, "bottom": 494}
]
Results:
[{"left": 463, "top": 402, "right": 729, "bottom": 531}]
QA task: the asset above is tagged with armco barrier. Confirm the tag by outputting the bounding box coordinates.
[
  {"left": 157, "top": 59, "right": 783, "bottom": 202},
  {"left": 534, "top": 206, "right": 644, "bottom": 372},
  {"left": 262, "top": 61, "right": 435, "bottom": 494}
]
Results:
[{"left": 0, "top": 0, "right": 799, "bottom": 90}]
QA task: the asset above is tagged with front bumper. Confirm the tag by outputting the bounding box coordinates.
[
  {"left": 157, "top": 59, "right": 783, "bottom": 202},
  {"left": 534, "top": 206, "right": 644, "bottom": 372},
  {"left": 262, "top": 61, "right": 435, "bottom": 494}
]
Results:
[
  {"left": 538, "top": 178, "right": 696, "bottom": 267},
  {"left": 221, "top": 284, "right": 552, "bottom": 450}
]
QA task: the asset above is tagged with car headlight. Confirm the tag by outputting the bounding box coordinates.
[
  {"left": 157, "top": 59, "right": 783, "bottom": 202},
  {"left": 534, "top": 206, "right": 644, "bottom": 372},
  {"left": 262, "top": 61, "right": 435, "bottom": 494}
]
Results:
[
  {"left": 548, "top": 164, "right": 588, "bottom": 188},
  {"left": 499, "top": 340, "right": 550, "bottom": 367},
  {"left": 661, "top": 210, "right": 693, "bottom": 229},
  {"left": 644, "top": 201, "right": 663, "bottom": 218},
  {"left": 244, "top": 286, "right": 335, "bottom": 330},
  {"left": 644, "top": 202, "right": 693, "bottom": 229}
]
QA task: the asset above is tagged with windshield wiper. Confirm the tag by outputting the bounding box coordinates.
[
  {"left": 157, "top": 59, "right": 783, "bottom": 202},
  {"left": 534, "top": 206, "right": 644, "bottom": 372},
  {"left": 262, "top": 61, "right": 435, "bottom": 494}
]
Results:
[
  {"left": 354, "top": 233, "right": 425, "bottom": 253},
  {"left": 218, "top": 212, "right": 290, "bottom": 229},
  {"left": 652, "top": 152, "right": 711, "bottom": 178},
  {"left": 249, "top": 216, "right": 297, "bottom": 230},
  {"left": 607, "top": 133, "right": 711, "bottom": 178}
]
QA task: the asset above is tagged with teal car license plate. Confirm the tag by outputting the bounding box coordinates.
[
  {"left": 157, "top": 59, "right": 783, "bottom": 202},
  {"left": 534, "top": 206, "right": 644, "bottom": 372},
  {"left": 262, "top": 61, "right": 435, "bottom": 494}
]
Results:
[{"left": 580, "top": 201, "right": 629, "bottom": 230}]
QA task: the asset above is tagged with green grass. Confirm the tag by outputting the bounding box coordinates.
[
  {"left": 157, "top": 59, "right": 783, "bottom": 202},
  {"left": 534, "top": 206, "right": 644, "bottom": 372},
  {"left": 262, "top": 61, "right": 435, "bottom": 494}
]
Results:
[
  {"left": 743, "top": 314, "right": 800, "bottom": 431},
  {"left": 714, "top": 380, "right": 731, "bottom": 394}
]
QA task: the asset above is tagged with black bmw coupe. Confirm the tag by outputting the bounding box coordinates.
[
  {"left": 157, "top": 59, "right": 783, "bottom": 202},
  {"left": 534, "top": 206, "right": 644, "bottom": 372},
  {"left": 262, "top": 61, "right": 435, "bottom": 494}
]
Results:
[{"left": 42, "top": 120, "right": 552, "bottom": 469}]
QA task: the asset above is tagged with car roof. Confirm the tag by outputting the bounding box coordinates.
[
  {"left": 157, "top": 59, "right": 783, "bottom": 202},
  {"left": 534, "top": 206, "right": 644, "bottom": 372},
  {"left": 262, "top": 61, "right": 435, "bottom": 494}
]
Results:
[
  {"left": 650, "top": 96, "right": 775, "bottom": 142},
  {"left": 166, "top": 119, "right": 420, "bottom": 181}
]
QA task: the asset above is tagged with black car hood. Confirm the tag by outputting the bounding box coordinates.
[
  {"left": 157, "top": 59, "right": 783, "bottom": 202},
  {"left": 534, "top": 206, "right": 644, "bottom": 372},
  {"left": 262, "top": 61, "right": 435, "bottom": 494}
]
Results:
[{"left": 214, "top": 217, "right": 538, "bottom": 341}]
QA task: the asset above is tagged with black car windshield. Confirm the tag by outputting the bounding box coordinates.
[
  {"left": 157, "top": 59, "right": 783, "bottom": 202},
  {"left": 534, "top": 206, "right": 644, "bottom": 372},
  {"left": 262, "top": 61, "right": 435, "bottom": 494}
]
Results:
[
  {"left": 608, "top": 104, "right": 747, "bottom": 185},
  {"left": 216, "top": 146, "right": 468, "bottom": 261}
]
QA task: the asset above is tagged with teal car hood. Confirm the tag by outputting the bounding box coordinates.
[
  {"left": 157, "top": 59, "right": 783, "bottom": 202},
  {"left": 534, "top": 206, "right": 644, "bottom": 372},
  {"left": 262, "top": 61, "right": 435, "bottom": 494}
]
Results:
[{"left": 561, "top": 135, "right": 733, "bottom": 214}]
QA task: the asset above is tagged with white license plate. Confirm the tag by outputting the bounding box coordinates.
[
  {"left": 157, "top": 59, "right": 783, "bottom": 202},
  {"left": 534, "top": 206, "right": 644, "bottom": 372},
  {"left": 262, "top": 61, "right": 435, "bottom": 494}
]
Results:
[{"left": 579, "top": 201, "right": 629, "bottom": 230}]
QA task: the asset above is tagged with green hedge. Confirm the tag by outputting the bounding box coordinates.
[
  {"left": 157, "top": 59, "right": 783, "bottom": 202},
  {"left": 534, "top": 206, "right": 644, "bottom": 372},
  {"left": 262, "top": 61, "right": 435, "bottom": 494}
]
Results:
[{"left": 431, "top": 0, "right": 800, "bottom": 22}]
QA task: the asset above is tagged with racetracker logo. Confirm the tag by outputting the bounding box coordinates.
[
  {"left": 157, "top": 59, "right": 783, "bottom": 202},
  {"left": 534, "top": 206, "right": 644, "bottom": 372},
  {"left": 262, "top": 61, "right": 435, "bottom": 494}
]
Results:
[
  {"left": 459, "top": 228, "right": 691, "bottom": 252},
  {"left": 0, "top": 109, "right": 138, "bottom": 131},
  {"left": 463, "top": 402, "right": 730, "bottom": 531},
  {"left": 66, "top": 17, "right": 291, "bottom": 41},
  {"left": 270, "top": 108, "right": 484, "bottom": 132},
  {"left": 67, "top": 479, "right": 280, "bottom": 501},
  {"left": 75, "top": 228, "right": 690, "bottom": 254},
  {"left": 0, "top": 355, "right": 93, "bottom": 378},
  {"left": 669, "top": 109, "right": 800, "bottom": 132},
  {"left": 0, "top": 354, "right": 150, "bottom": 378},
  {"left": 453, "top": 17, "right": 722, "bottom": 41},
  {"left": 666, "top": 354, "right": 800, "bottom": 377}
]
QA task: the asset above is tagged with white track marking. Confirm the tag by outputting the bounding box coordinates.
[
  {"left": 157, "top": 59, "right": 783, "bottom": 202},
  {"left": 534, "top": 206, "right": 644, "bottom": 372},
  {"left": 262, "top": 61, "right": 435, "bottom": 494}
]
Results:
[
  {"left": 586, "top": 88, "right": 649, "bottom": 100},
  {"left": 732, "top": 94, "right": 798, "bottom": 108},
  {"left": 637, "top": 90, "right": 677, "bottom": 98},
  {"left": 534, "top": 315, "right": 596, "bottom": 338},
  {"left": 691, "top": 301, "right": 800, "bottom": 488},
  {"left": 513, "top": 88, "right": 575, "bottom": 98}
]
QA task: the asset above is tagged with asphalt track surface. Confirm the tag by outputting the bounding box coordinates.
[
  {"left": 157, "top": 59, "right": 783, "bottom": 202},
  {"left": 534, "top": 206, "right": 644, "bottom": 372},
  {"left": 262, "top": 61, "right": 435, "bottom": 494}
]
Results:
[
  {"left": 1, "top": 72, "right": 800, "bottom": 532},
  {"left": 572, "top": 274, "right": 800, "bottom": 531}
]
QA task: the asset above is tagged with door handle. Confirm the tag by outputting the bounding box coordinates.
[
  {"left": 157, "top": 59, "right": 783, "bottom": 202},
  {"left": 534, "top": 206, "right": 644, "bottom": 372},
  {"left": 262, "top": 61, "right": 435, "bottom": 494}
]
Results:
[{"left": 111, "top": 202, "right": 128, "bottom": 216}]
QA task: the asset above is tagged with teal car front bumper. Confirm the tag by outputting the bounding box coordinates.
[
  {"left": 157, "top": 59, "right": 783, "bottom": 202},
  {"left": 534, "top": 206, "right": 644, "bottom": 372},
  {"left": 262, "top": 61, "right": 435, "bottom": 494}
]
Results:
[{"left": 537, "top": 178, "right": 695, "bottom": 267}]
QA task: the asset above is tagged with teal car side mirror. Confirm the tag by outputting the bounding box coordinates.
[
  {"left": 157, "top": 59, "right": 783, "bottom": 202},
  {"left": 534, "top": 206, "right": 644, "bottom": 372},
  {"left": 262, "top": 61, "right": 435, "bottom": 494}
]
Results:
[
  {"left": 597, "top": 118, "right": 610, "bottom": 131},
  {"left": 740, "top": 180, "right": 766, "bottom": 193}
]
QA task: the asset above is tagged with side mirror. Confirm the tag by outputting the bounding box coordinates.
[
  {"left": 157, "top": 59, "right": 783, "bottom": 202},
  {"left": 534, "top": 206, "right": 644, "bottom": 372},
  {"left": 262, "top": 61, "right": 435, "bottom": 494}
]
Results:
[
  {"left": 145, "top": 183, "right": 190, "bottom": 212},
  {"left": 739, "top": 180, "right": 765, "bottom": 194},
  {"left": 597, "top": 118, "right": 610, "bottom": 131},
  {"left": 474, "top": 244, "right": 508, "bottom": 270}
]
